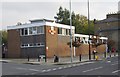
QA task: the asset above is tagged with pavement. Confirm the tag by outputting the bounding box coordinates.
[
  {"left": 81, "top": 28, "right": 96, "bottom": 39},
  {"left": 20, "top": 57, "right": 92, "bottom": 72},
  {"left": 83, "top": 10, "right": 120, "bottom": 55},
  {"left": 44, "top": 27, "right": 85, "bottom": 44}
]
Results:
[{"left": 0, "top": 53, "right": 118, "bottom": 65}]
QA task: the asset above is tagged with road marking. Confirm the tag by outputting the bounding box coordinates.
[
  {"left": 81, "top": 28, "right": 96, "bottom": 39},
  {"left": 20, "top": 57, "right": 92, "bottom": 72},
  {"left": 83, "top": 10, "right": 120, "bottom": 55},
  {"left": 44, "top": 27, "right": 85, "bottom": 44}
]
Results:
[
  {"left": 81, "top": 62, "right": 94, "bottom": 65},
  {"left": 58, "top": 67, "right": 62, "bottom": 69},
  {"left": 107, "top": 61, "right": 111, "bottom": 63},
  {"left": 42, "top": 70, "right": 46, "bottom": 72},
  {"left": 53, "top": 68, "right": 57, "bottom": 70},
  {"left": 76, "top": 64, "right": 80, "bottom": 66},
  {"left": 83, "top": 67, "right": 103, "bottom": 73},
  {"left": 111, "top": 63, "right": 118, "bottom": 66},
  {"left": 29, "top": 69, "right": 39, "bottom": 71},
  {"left": 112, "top": 70, "right": 120, "bottom": 73},
  {"left": 16, "top": 68, "right": 27, "bottom": 70},
  {"left": 31, "top": 72, "right": 37, "bottom": 75},
  {"left": 63, "top": 66, "right": 67, "bottom": 68},
  {"left": 72, "top": 64, "right": 76, "bottom": 67},
  {"left": 46, "top": 69, "right": 51, "bottom": 72},
  {"left": 68, "top": 65, "right": 72, "bottom": 67},
  {"left": 40, "top": 61, "right": 95, "bottom": 73}
]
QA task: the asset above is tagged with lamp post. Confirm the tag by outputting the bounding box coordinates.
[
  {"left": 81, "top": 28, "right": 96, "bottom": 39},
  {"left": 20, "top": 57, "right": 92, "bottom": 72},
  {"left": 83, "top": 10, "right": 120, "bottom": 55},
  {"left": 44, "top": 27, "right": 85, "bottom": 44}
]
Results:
[
  {"left": 70, "top": 0, "right": 73, "bottom": 63},
  {"left": 88, "top": 0, "right": 91, "bottom": 60}
]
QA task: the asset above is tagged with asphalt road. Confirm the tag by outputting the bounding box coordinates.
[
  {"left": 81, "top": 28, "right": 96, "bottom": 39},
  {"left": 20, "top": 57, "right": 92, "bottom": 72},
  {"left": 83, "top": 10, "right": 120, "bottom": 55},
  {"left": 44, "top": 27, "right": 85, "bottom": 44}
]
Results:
[
  {"left": 39, "top": 56, "right": 119, "bottom": 75},
  {"left": 2, "top": 56, "right": 119, "bottom": 76}
]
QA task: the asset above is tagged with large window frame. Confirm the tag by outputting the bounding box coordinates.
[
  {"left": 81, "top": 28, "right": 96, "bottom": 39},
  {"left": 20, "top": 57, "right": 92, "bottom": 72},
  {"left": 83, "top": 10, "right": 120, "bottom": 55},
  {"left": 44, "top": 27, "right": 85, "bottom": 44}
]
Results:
[
  {"left": 58, "top": 27, "right": 72, "bottom": 36},
  {"left": 20, "top": 26, "right": 44, "bottom": 36},
  {"left": 21, "top": 42, "right": 45, "bottom": 48}
]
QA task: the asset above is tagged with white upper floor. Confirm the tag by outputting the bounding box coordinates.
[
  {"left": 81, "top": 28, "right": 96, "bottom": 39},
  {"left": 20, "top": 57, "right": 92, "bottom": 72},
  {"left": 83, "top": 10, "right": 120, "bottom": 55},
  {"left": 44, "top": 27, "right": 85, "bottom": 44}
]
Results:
[{"left": 7, "top": 19, "right": 75, "bottom": 30}]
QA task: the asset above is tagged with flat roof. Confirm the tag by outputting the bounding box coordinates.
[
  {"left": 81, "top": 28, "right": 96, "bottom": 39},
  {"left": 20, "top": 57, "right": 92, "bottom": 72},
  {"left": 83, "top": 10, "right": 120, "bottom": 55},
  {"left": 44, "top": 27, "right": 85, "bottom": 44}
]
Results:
[
  {"left": 75, "top": 34, "right": 108, "bottom": 40},
  {"left": 7, "top": 19, "right": 75, "bottom": 30}
]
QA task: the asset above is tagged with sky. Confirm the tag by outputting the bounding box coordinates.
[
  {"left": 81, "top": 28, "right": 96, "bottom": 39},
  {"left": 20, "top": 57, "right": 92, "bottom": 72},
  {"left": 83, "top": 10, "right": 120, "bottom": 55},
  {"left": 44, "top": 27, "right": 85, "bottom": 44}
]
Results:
[{"left": 0, "top": 0, "right": 119, "bottom": 30}]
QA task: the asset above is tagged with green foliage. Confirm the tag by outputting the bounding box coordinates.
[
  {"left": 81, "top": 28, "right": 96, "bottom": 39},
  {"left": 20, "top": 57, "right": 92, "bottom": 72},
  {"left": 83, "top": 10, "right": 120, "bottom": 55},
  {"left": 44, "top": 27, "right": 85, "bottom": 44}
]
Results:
[
  {"left": 0, "top": 30, "right": 8, "bottom": 44},
  {"left": 55, "top": 6, "right": 94, "bottom": 35}
]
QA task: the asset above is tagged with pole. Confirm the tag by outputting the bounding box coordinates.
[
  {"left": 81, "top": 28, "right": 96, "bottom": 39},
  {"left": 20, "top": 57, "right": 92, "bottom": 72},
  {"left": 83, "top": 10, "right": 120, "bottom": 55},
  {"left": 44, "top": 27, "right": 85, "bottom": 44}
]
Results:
[
  {"left": 70, "top": 0, "right": 73, "bottom": 63},
  {"left": 88, "top": 0, "right": 91, "bottom": 60}
]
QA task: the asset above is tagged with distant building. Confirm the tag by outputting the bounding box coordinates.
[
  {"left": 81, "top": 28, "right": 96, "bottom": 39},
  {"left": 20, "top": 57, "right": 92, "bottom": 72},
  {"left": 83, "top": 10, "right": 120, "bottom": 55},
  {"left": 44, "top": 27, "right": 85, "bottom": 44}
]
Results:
[
  {"left": 7, "top": 19, "right": 107, "bottom": 58},
  {"left": 94, "top": 13, "right": 120, "bottom": 51}
]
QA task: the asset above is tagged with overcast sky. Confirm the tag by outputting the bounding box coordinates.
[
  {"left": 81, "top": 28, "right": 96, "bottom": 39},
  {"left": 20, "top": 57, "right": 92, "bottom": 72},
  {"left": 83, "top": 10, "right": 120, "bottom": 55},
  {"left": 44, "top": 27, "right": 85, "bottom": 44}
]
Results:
[{"left": 0, "top": 0, "right": 119, "bottom": 30}]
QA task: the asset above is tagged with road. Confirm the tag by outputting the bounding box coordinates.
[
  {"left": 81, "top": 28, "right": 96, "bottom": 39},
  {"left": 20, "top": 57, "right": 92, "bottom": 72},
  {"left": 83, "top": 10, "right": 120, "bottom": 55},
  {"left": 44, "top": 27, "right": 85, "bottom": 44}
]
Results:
[{"left": 2, "top": 56, "right": 119, "bottom": 76}]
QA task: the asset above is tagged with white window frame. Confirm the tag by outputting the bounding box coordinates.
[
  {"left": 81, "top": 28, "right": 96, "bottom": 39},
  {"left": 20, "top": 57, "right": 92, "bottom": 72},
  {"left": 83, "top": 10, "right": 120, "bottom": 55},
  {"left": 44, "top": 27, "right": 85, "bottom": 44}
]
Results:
[{"left": 21, "top": 42, "right": 45, "bottom": 48}]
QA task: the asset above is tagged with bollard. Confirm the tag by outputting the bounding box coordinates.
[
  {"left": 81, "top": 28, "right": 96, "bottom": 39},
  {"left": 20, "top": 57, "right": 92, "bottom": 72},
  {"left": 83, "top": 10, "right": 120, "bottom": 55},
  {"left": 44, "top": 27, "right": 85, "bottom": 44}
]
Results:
[
  {"left": 93, "top": 54, "right": 95, "bottom": 59},
  {"left": 54, "top": 55, "right": 56, "bottom": 63},
  {"left": 56, "top": 56, "right": 59, "bottom": 62},
  {"left": 110, "top": 53, "right": 111, "bottom": 57},
  {"left": 28, "top": 55, "right": 29, "bottom": 62},
  {"left": 104, "top": 52, "right": 106, "bottom": 58},
  {"left": 45, "top": 57, "right": 47, "bottom": 62},
  {"left": 95, "top": 55, "right": 98, "bottom": 61},
  {"left": 79, "top": 54, "right": 81, "bottom": 61},
  {"left": 114, "top": 52, "right": 116, "bottom": 56},
  {"left": 38, "top": 55, "right": 40, "bottom": 62}
]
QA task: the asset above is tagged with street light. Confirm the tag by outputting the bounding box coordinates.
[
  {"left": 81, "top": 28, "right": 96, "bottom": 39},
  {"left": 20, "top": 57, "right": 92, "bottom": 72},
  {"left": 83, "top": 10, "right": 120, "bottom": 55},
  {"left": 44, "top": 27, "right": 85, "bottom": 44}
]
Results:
[
  {"left": 69, "top": 0, "right": 73, "bottom": 63},
  {"left": 88, "top": 0, "right": 91, "bottom": 60}
]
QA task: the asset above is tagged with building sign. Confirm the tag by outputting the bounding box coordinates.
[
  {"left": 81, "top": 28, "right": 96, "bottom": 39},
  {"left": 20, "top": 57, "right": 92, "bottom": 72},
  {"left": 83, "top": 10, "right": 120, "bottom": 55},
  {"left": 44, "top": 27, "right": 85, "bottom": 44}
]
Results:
[{"left": 49, "top": 26, "right": 56, "bottom": 35}]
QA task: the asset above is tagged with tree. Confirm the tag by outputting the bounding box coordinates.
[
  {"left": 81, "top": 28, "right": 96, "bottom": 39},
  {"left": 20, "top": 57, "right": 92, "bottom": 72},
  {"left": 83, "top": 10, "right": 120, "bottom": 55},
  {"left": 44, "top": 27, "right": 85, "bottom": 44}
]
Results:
[
  {"left": 55, "top": 6, "right": 94, "bottom": 35},
  {"left": 74, "top": 14, "right": 88, "bottom": 34},
  {"left": 0, "top": 30, "right": 8, "bottom": 45},
  {"left": 55, "top": 6, "right": 70, "bottom": 25}
]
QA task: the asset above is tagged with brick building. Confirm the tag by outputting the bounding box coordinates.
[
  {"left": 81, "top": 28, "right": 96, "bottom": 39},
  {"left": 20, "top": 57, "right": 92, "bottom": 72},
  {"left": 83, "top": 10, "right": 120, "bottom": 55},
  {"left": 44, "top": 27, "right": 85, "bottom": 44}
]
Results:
[
  {"left": 94, "top": 13, "right": 120, "bottom": 51},
  {"left": 7, "top": 19, "right": 107, "bottom": 58}
]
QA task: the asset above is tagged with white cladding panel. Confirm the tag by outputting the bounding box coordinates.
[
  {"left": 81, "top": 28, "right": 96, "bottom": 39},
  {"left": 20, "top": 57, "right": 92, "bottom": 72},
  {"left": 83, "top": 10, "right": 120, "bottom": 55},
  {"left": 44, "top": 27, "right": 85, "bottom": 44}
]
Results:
[{"left": 7, "top": 21, "right": 75, "bottom": 30}]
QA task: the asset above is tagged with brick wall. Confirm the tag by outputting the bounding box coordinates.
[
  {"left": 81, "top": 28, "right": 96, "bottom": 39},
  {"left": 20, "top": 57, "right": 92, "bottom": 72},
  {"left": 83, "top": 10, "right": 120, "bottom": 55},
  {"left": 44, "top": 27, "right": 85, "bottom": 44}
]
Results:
[
  {"left": 8, "top": 30, "right": 21, "bottom": 58},
  {"left": 75, "top": 44, "right": 106, "bottom": 56},
  {"left": 45, "top": 26, "right": 58, "bottom": 57}
]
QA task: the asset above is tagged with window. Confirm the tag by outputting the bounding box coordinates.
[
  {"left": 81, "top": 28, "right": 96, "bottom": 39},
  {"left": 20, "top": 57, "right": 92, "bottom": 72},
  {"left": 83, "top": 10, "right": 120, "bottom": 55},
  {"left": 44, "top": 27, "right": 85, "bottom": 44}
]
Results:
[
  {"left": 33, "top": 27, "right": 37, "bottom": 34},
  {"left": 21, "top": 42, "right": 45, "bottom": 48},
  {"left": 29, "top": 43, "right": 33, "bottom": 47},
  {"left": 29, "top": 27, "right": 32, "bottom": 34},
  {"left": 40, "top": 26, "right": 44, "bottom": 34},
  {"left": 24, "top": 28, "right": 28, "bottom": 35},
  {"left": 72, "top": 29, "right": 75, "bottom": 34},
  {"left": 69, "top": 29, "right": 71, "bottom": 35},
  {"left": 62, "top": 28, "right": 66, "bottom": 35},
  {"left": 21, "top": 44, "right": 28, "bottom": 48},
  {"left": 21, "top": 44, "right": 24, "bottom": 47},
  {"left": 33, "top": 43, "right": 37, "bottom": 46},
  {"left": 58, "top": 28, "right": 72, "bottom": 36},
  {"left": 29, "top": 26, "right": 44, "bottom": 34},
  {"left": 20, "top": 28, "right": 28, "bottom": 35},
  {"left": 58, "top": 28, "right": 62, "bottom": 34},
  {"left": 37, "top": 43, "right": 41, "bottom": 46},
  {"left": 37, "top": 26, "right": 41, "bottom": 34},
  {"left": 20, "top": 28, "right": 27, "bottom": 35},
  {"left": 66, "top": 29, "right": 69, "bottom": 35},
  {"left": 20, "top": 26, "right": 44, "bottom": 36},
  {"left": 36, "top": 43, "right": 44, "bottom": 47},
  {"left": 24, "top": 44, "right": 28, "bottom": 47},
  {"left": 40, "top": 42, "right": 45, "bottom": 46},
  {"left": 64, "top": 29, "right": 66, "bottom": 35},
  {"left": 21, "top": 29, "right": 24, "bottom": 35}
]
